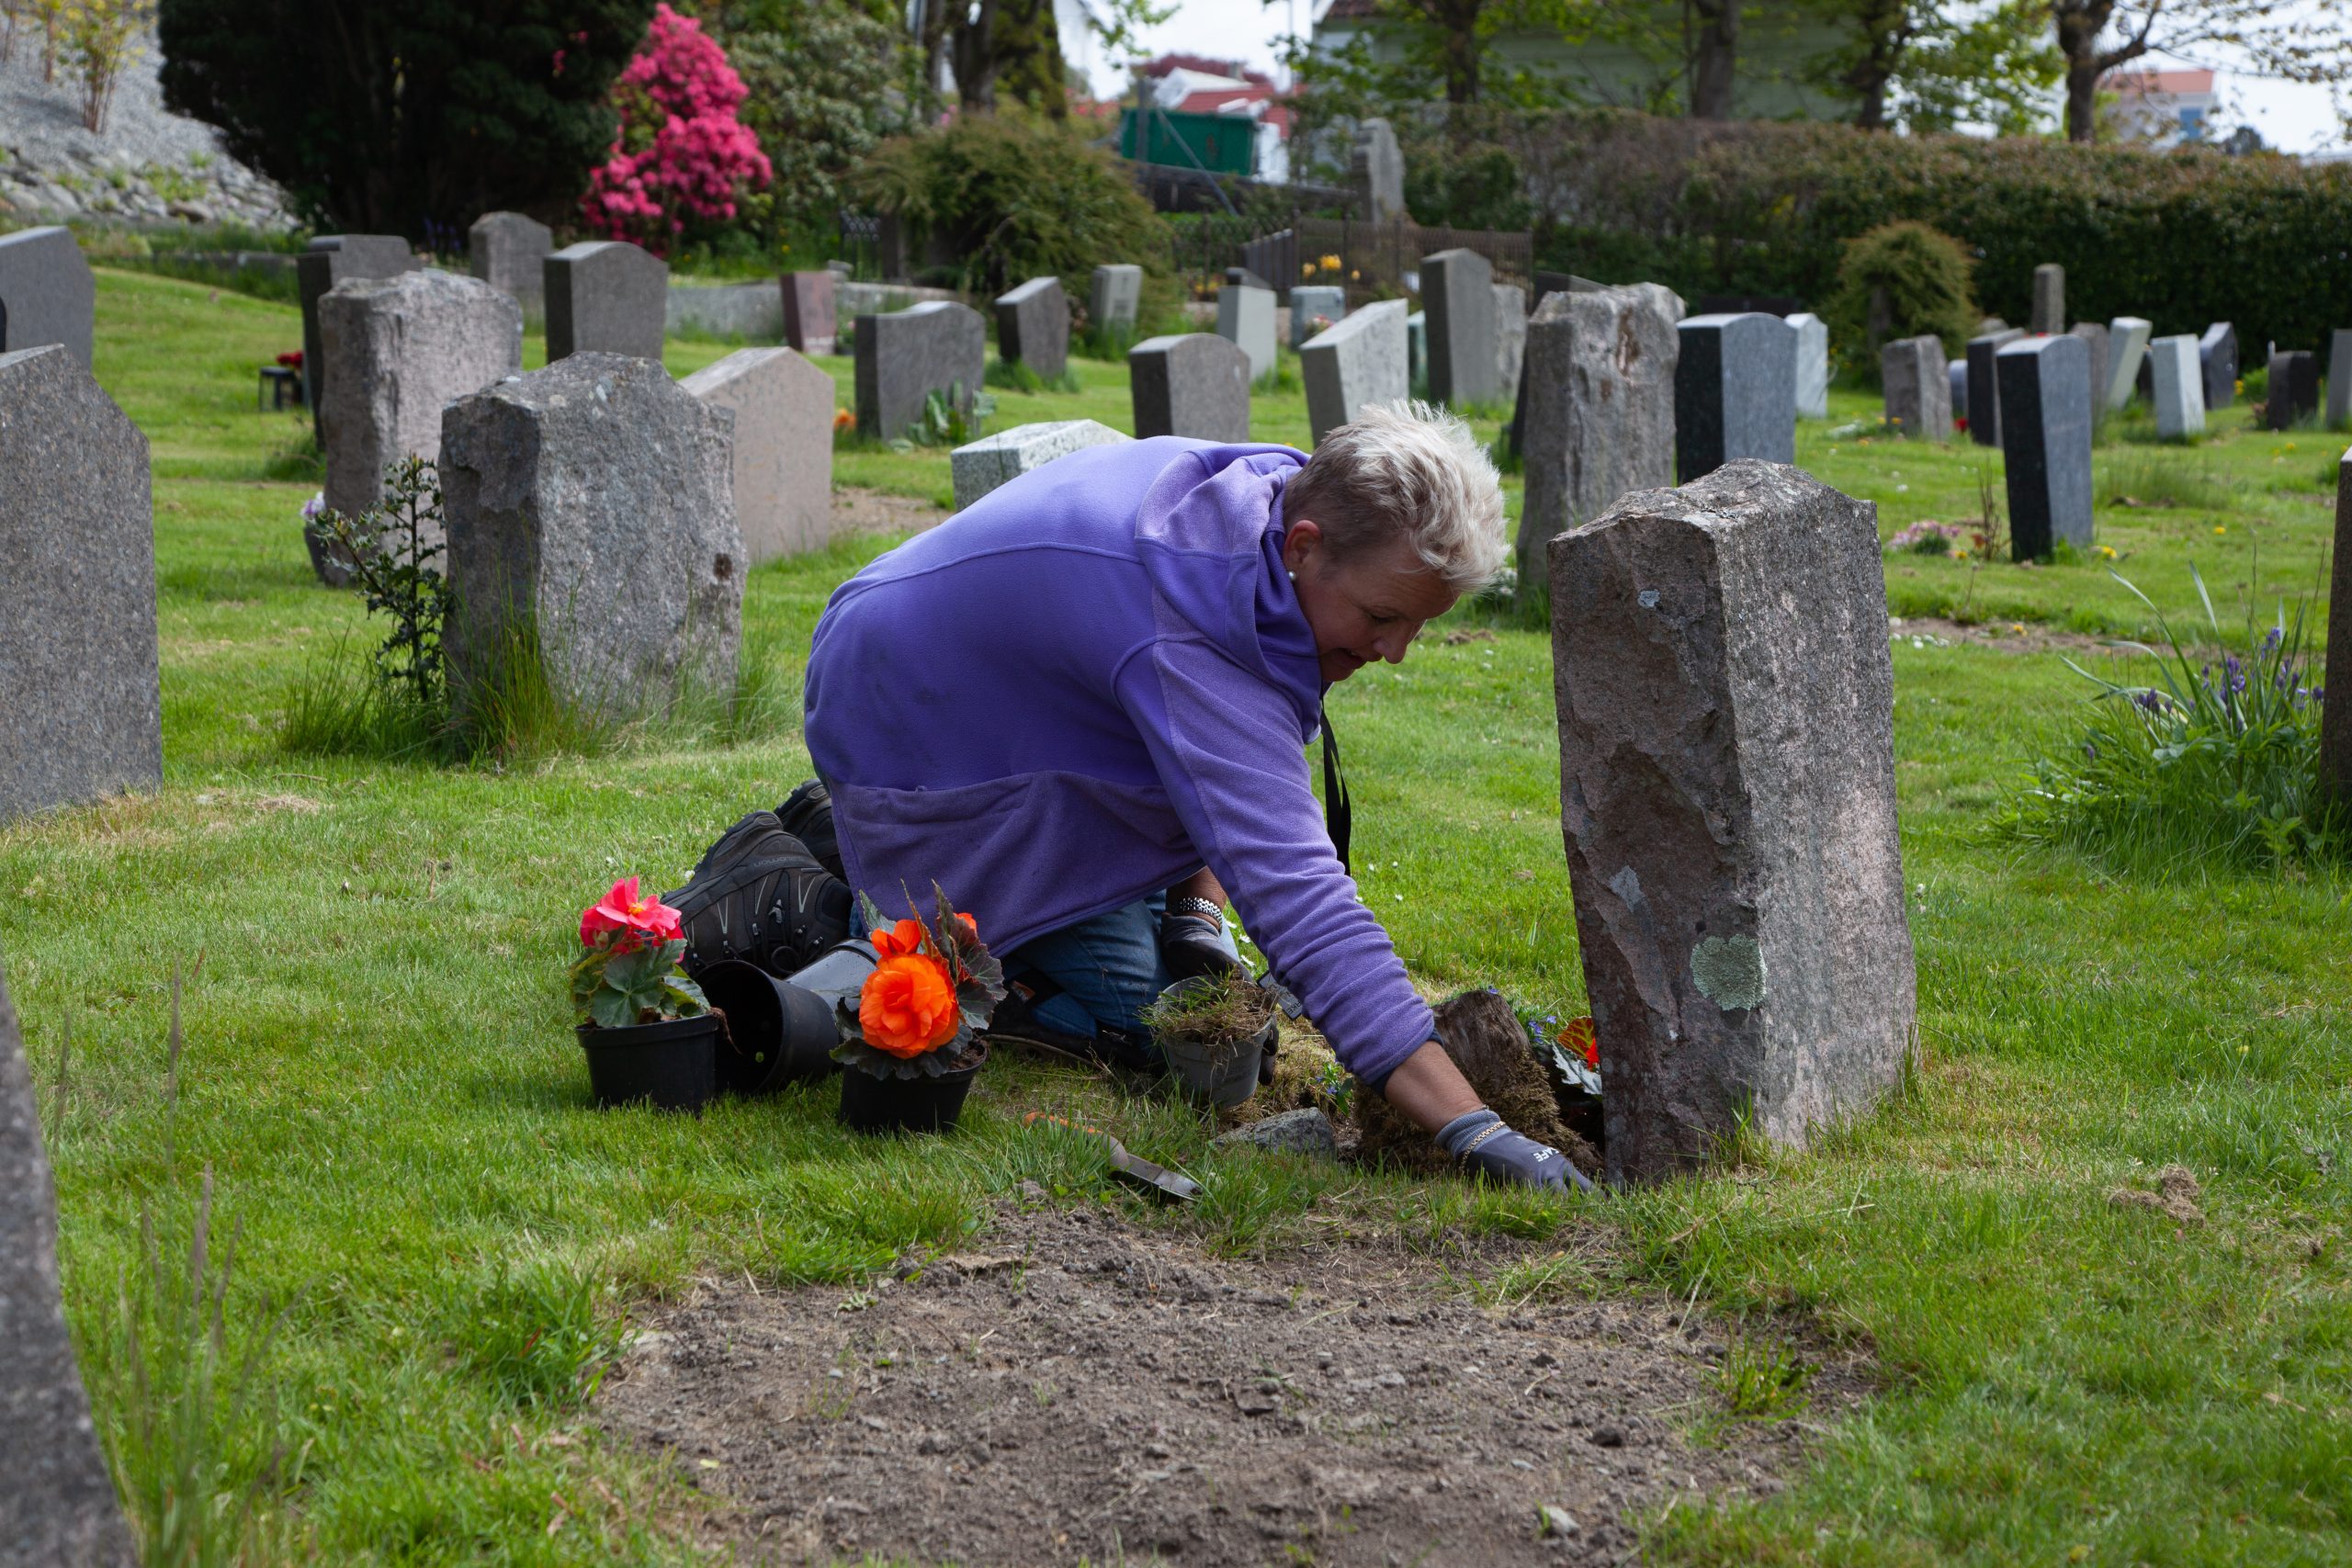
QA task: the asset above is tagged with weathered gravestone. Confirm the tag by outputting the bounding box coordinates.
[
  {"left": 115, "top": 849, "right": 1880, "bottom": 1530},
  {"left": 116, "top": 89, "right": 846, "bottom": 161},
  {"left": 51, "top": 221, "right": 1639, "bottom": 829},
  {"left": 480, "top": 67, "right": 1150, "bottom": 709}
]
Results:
[
  {"left": 1407, "top": 310, "right": 1426, "bottom": 389},
  {"left": 0, "top": 226, "right": 95, "bottom": 367},
  {"left": 2267, "top": 350, "right": 2319, "bottom": 430},
  {"left": 468, "top": 211, "right": 552, "bottom": 309},
  {"left": 1673, "top": 312, "right": 1795, "bottom": 482},
  {"left": 1495, "top": 283, "right": 1528, "bottom": 406},
  {"left": 782, "top": 271, "right": 837, "bottom": 355},
  {"left": 2199, "top": 322, "right": 2237, "bottom": 411},
  {"left": 298, "top": 234, "right": 419, "bottom": 436},
  {"left": 1787, "top": 311, "right": 1828, "bottom": 420},
  {"left": 2321, "top": 449, "right": 2352, "bottom": 802},
  {"left": 1292, "top": 285, "right": 1347, "bottom": 350},
  {"left": 1423, "top": 249, "right": 1497, "bottom": 406},
  {"left": 1547, "top": 460, "right": 1916, "bottom": 1183},
  {"left": 544, "top": 241, "right": 668, "bottom": 363},
  {"left": 2031, "top": 264, "right": 2065, "bottom": 336},
  {"left": 1128, "top": 333, "right": 1251, "bottom": 443},
  {"left": 1353, "top": 118, "right": 1406, "bottom": 222},
  {"left": 1880, "top": 333, "right": 1950, "bottom": 442},
  {"left": 0, "top": 346, "right": 160, "bottom": 826},
  {"left": 0, "top": 959, "right": 138, "bottom": 1565},
  {"left": 1996, "top": 333, "right": 2094, "bottom": 558},
  {"left": 854, "top": 300, "right": 986, "bottom": 444},
  {"left": 681, "top": 346, "right": 834, "bottom": 564},
  {"left": 1302, "top": 299, "right": 1408, "bottom": 446},
  {"left": 2329, "top": 330, "right": 2352, "bottom": 429},
  {"left": 1090, "top": 265, "right": 1142, "bottom": 335},
  {"left": 319, "top": 270, "right": 523, "bottom": 544},
  {"left": 1965, "top": 327, "right": 2025, "bottom": 446},
  {"left": 994, "top": 276, "right": 1069, "bottom": 380},
  {"left": 2106, "top": 317, "right": 2153, "bottom": 410},
  {"left": 1216, "top": 278, "right": 1277, "bottom": 384},
  {"left": 2070, "top": 321, "right": 2110, "bottom": 430},
  {"left": 2148, "top": 333, "right": 2205, "bottom": 440},
  {"left": 951, "top": 420, "right": 1130, "bottom": 511},
  {"left": 440, "top": 354, "right": 741, "bottom": 719},
  {"left": 1516, "top": 287, "right": 1677, "bottom": 587}
]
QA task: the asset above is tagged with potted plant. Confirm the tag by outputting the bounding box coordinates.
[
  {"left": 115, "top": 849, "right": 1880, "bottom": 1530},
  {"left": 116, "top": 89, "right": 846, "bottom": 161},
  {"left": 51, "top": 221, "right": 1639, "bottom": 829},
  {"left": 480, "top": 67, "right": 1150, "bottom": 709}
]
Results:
[
  {"left": 570, "top": 877, "right": 719, "bottom": 1111},
  {"left": 831, "top": 890, "right": 1004, "bottom": 1134},
  {"left": 1144, "top": 969, "right": 1277, "bottom": 1110}
]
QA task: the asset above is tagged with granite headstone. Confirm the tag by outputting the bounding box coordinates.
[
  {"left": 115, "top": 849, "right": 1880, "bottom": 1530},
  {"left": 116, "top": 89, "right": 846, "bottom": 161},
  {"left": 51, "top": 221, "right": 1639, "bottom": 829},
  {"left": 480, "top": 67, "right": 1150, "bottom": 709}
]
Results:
[
  {"left": 2266, "top": 350, "right": 2319, "bottom": 430},
  {"left": 1407, "top": 310, "right": 1426, "bottom": 389},
  {"left": 1128, "top": 333, "right": 1251, "bottom": 443},
  {"left": 1548, "top": 460, "right": 1916, "bottom": 1182},
  {"left": 1291, "top": 285, "right": 1347, "bottom": 350},
  {"left": 681, "top": 346, "right": 835, "bottom": 564},
  {"left": 2030, "top": 264, "right": 2065, "bottom": 336},
  {"left": 994, "top": 276, "right": 1069, "bottom": 380},
  {"left": 1352, "top": 118, "right": 1405, "bottom": 222},
  {"left": 779, "top": 272, "right": 837, "bottom": 356},
  {"left": 467, "top": 211, "right": 552, "bottom": 309},
  {"left": 2106, "top": 317, "right": 2153, "bottom": 411},
  {"left": 1216, "top": 278, "right": 1277, "bottom": 384},
  {"left": 1673, "top": 312, "right": 1796, "bottom": 482},
  {"left": 1516, "top": 287, "right": 1678, "bottom": 586},
  {"left": 950, "top": 420, "right": 1131, "bottom": 511},
  {"left": 1301, "top": 299, "right": 1408, "bottom": 446},
  {"left": 2199, "top": 321, "right": 2237, "bottom": 411},
  {"left": 1787, "top": 311, "right": 1828, "bottom": 420},
  {"left": 544, "top": 240, "right": 669, "bottom": 363},
  {"left": 2328, "top": 329, "right": 2352, "bottom": 429},
  {"left": 1090, "top": 265, "right": 1142, "bottom": 334},
  {"left": 1423, "top": 248, "right": 1497, "bottom": 405},
  {"left": 1880, "top": 334, "right": 1950, "bottom": 442},
  {"left": 1494, "top": 282, "right": 1528, "bottom": 406},
  {"left": 2321, "top": 448, "right": 2352, "bottom": 801},
  {"left": 1964, "top": 327, "right": 2025, "bottom": 446},
  {"left": 0, "top": 226, "right": 95, "bottom": 367},
  {"left": 2148, "top": 333, "right": 2206, "bottom": 440},
  {"left": 2069, "top": 321, "right": 2110, "bottom": 430},
  {"left": 854, "top": 301, "right": 986, "bottom": 444},
  {"left": 1996, "top": 333, "right": 2094, "bottom": 558},
  {"left": 298, "top": 234, "right": 420, "bottom": 434}
]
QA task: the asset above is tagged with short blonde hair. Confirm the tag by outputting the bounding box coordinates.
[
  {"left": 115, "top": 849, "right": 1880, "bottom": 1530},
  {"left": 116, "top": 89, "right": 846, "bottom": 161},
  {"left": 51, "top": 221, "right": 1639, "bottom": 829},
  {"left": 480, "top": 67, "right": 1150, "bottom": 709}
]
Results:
[{"left": 1283, "top": 401, "right": 1507, "bottom": 592}]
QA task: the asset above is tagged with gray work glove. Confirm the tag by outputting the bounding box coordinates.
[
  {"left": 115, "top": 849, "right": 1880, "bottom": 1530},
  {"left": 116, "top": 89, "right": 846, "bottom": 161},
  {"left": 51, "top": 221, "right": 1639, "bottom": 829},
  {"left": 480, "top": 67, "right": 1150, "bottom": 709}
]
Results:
[
  {"left": 1159, "top": 909, "right": 1245, "bottom": 982},
  {"left": 1436, "top": 1109, "right": 1594, "bottom": 1193}
]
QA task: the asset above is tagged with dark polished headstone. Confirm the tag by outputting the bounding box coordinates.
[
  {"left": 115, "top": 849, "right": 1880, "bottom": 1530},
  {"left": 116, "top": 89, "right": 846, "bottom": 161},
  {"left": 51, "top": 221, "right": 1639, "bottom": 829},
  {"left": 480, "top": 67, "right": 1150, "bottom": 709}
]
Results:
[
  {"left": 854, "top": 301, "right": 987, "bottom": 444},
  {"left": 1673, "top": 312, "right": 1796, "bottom": 482},
  {"left": 1996, "top": 333, "right": 2094, "bottom": 559},
  {"left": 1965, "top": 327, "right": 2025, "bottom": 446},
  {"left": 782, "top": 271, "right": 838, "bottom": 355},
  {"left": 2199, "top": 321, "right": 2237, "bottom": 410},
  {"left": 297, "top": 234, "right": 419, "bottom": 437},
  {"left": 2267, "top": 350, "right": 2319, "bottom": 430}
]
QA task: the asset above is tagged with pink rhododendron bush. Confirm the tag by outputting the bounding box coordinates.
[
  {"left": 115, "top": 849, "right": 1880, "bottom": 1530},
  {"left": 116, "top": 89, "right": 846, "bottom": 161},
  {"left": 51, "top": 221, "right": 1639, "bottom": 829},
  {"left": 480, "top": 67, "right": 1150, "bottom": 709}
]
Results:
[{"left": 582, "top": 3, "right": 772, "bottom": 253}]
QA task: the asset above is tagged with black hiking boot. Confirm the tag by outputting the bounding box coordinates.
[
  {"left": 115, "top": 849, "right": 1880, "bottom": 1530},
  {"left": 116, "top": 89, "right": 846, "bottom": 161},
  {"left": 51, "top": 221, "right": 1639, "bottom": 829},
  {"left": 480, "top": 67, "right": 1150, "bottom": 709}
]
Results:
[
  {"left": 664, "top": 810, "right": 852, "bottom": 979},
  {"left": 775, "top": 779, "right": 844, "bottom": 883}
]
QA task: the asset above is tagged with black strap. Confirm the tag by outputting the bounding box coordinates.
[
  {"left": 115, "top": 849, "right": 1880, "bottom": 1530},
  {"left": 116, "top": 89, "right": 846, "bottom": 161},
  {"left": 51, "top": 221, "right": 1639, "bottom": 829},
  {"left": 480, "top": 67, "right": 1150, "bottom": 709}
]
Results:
[{"left": 1321, "top": 705, "right": 1351, "bottom": 874}]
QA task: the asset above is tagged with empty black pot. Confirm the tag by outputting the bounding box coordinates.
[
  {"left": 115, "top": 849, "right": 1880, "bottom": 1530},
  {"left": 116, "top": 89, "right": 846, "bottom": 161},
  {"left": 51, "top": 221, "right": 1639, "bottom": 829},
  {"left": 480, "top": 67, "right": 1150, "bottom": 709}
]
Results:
[
  {"left": 577, "top": 1014, "right": 720, "bottom": 1111},
  {"left": 696, "top": 960, "right": 843, "bottom": 1097},
  {"left": 837, "top": 1043, "right": 986, "bottom": 1135}
]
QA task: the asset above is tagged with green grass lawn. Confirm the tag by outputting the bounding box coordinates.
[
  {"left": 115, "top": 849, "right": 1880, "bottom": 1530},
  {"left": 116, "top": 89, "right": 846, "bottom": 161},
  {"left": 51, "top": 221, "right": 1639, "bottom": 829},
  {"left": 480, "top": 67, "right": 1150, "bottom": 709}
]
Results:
[{"left": 8, "top": 268, "right": 2351, "bottom": 1564}]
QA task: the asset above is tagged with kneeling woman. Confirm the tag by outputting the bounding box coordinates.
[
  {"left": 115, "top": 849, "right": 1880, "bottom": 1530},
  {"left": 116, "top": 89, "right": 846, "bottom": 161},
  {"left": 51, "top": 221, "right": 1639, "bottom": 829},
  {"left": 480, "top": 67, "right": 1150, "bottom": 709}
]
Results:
[{"left": 805, "top": 404, "right": 1577, "bottom": 1190}]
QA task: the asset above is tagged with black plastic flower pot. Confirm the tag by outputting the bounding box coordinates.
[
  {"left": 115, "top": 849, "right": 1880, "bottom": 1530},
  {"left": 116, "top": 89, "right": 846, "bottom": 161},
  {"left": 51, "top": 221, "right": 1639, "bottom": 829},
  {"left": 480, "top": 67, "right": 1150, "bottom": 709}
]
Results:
[
  {"left": 576, "top": 1013, "right": 720, "bottom": 1112},
  {"left": 836, "top": 1043, "right": 986, "bottom": 1135},
  {"left": 696, "top": 960, "right": 842, "bottom": 1098}
]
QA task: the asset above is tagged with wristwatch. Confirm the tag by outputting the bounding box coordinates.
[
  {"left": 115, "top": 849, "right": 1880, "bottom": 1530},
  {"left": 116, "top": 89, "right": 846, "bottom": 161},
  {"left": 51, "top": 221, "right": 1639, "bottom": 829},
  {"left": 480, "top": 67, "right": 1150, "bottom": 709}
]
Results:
[{"left": 1168, "top": 895, "right": 1224, "bottom": 923}]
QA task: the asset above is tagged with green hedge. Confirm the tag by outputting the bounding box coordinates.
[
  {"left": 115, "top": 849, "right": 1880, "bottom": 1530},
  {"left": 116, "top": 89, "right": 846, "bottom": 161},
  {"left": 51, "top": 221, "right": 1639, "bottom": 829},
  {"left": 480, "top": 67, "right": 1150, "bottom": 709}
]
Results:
[{"left": 1431, "top": 110, "right": 2352, "bottom": 354}]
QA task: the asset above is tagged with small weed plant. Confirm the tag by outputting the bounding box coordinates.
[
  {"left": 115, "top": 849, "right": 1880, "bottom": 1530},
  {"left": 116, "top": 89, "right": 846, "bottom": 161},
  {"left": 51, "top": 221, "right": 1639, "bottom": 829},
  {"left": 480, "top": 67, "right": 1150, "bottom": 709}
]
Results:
[
  {"left": 887, "top": 381, "right": 996, "bottom": 450},
  {"left": 2000, "top": 565, "right": 2343, "bottom": 874},
  {"left": 984, "top": 358, "right": 1081, "bottom": 395},
  {"left": 309, "top": 457, "right": 454, "bottom": 714}
]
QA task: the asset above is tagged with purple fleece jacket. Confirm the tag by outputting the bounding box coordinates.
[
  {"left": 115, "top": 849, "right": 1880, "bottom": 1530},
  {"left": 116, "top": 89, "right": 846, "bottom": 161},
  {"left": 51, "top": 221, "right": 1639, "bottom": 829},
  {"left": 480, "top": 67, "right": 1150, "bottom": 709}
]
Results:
[{"left": 803, "top": 436, "right": 1435, "bottom": 1087}]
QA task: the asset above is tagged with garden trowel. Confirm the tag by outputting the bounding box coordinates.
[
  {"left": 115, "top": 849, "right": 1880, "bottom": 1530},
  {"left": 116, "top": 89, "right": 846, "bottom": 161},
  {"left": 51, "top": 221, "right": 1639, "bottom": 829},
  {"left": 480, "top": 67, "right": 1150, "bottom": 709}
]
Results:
[{"left": 1021, "top": 1112, "right": 1201, "bottom": 1202}]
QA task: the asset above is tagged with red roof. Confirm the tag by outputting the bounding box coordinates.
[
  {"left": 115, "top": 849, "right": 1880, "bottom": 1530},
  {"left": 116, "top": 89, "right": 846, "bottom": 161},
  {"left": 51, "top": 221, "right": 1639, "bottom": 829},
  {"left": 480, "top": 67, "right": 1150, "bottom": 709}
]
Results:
[
  {"left": 1143, "top": 51, "right": 1272, "bottom": 85},
  {"left": 1172, "top": 82, "right": 1295, "bottom": 135},
  {"left": 1320, "top": 0, "right": 1381, "bottom": 17},
  {"left": 2106, "top": 68, "right": 2215, "bottom": 95}
]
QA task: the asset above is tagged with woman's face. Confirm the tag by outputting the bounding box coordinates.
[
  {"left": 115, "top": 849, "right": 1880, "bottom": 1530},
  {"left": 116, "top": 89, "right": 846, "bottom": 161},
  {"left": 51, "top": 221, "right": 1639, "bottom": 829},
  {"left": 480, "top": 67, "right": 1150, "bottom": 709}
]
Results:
[{"left": 1282, "top": 518, "right": 1460, "bottom": 686}]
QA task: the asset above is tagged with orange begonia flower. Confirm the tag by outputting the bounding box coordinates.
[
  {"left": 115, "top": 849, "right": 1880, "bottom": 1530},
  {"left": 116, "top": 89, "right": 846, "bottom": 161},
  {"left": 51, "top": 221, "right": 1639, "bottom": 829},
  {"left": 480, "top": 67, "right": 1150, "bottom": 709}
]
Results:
[
  {"left": 859, "top": 953, "right": 962, "bottom": 1057},
  {"left": 869, "top": 917, "right": 929, "bottom": 961}
]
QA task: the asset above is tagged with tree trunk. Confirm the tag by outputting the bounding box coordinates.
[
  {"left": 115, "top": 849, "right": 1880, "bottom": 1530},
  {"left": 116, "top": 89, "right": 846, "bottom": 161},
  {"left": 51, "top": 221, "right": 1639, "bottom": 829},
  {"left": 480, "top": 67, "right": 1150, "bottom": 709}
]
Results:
[
  {"left": 1430, "top": 0, "right": 1482, "bottom": 104},
  {"left": 1690, "top": 0, "right": 1736, "bottom": 118},
  {"left": 952, "top": 0, "right": 999, "bottom": 113},
  {"left": 2050, "top": 0, "right": 2124, "bottom": 144},
  {"left": 1846, "top": 0, "right": 1910, "bottom": 130}
]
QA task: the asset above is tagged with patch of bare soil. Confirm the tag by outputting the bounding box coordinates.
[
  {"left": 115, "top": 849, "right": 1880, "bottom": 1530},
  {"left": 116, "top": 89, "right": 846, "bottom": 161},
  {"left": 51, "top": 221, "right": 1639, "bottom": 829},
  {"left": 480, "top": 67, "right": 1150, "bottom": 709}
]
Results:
[
  {"left": 599, "top": 1204, "right": 1861, "bottom": 1566},
  {"left": 1890, "top": 615, "right": 2141, "bottom": 656},
  {"left": 833, "top": 487, "right": 950, "bottom": 537}
]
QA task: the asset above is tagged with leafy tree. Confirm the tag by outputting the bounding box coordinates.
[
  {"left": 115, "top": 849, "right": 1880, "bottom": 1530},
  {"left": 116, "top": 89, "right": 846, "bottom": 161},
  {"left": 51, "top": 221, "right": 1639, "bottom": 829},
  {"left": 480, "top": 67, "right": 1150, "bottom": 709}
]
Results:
[
  {"left": 156, "top": 0, "right": 657, "bottom": 234},
  {"left": 2041, "top": 0, "right": 2352, "bottom": 143},
  {"left": 1802, "top": 0, "right": 2058, "bottom": 133},
  {"left": 720, "top": 3, "right": 907, "bottom": 249}
]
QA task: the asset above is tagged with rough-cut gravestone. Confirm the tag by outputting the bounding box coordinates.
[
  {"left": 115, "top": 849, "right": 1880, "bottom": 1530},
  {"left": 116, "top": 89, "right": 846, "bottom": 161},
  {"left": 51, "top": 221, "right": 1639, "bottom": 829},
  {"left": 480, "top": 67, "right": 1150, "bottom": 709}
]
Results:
[
  {"left": 2199, "top": 321, "right": 2237, "bottom": 411},
  {"left": 2329, "top": 329, "right": 2352, "bottom": 428},
  {"left": 951, "top": 420, "right": 1131, "bottom": 511},
  {"left": 2105, "top": 317, "right": 2153, "bottom": 410},
  {"left": 1129, "top": 333, "right": 1251, "bottom": 443},
  {"left": 468, "top": 211, "right": 552, "bottom": 309},
  {"left": 2069, "top": 321, "right": 2110, "bottom": 429},
  {"left": 298, "top": 234, "right": 419, "bottom": 434},
  {"left": 1673, "top": 312, "right": 1795, "bottom": 482},
  {"left": 1090, "top": 265, "right": 1142, "bottom": 334},
  {"left": 2031, "top": 264, "right": 2065, "bottom": 336},
  {"left": 993, "top": 276, "right": 1069, "bottom": 380},
  {"left": 1353, "top": 118, "right": 1405, "bottom": 222},
  {"left": 544, "top": 241, "right": 668, "bottom": 363},
  {"left": 1547, "top": 460, "right": 1915, "bottom": 1183},
  {"left": 1407, "top": 310, "right": 1426, "bottom": 388},
  {"left": 1787, "top": 311, "right": 1828, "bottom": 419},
  {"left": 319, "top": 270, "right": 523, "bottom": 535},
  {"left": 681, "top": 346, "right": 834, "bottom": 564},
  {"left": 1302, "top": 299, "right": 1408, "bottom": 445},
  {"left": 782, "top": 271, "right": 837, "bottom": 355},
  {"left": 1996, "top": 333, "right": 2094, "bottom": 558},
  {"left": 1423, "top": 248, "right": 1497, "bottom": 406},
  {"left": 0, "top": 346, "right": 159, "bottom": 825},
  {"left": 440, "top": 353, "right": 741, "bottom": 717},
  {"left": 0, "top": 226, "right": 95, "bottom": 367},
  {"left": 1880, "top": 334, "right": 1950, "bottom": 442},
  {"left": 1494, "top": 283, "right": 1528, "bottom": 406},
  {"left": 0, "top": 959, "right": 139, "bottom": 1565},
  {"left": 1216, "top": 280, "right": 1277, "bottom": 384},
  {"left": 2322, "top": 449, "right": 2352, "bottom": 802},
  {"left": 854, "top": 301, "right": 986, "bottom": 444},
  {"left": 1516, "top": 287, "right": 1677, "bottom": 587},
  {"left": 2148, "top": 333, "right": 2205, "bottom": 440},
  {"left": 2267, "top": 350, "right": 2319, "bottom": 430},
  {"left": 1964, "top": 327, "right": 2025, "bottom": 446},
  {"left": 1291, "top": 285, "right": 1346, "bottom": 350}
]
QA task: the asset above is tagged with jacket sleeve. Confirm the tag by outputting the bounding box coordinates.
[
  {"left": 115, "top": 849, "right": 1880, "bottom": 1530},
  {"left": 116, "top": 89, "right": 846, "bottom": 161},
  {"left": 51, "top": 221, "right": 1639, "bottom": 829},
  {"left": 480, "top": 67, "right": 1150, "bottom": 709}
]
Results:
[{"left": 1119, "top": 634, "right": 1435, "bottom": 1088}]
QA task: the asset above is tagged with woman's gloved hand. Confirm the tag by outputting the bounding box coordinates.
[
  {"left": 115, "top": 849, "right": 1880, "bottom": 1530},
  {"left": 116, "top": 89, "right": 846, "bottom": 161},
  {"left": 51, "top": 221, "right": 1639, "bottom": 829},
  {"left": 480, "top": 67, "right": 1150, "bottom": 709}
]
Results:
[
  {"left": 1159, "top": 904, "right": 1245, "bottom": 981},
  {"left": 1436, "top": 1109, "right": 1594, "bottom": 1193}
]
